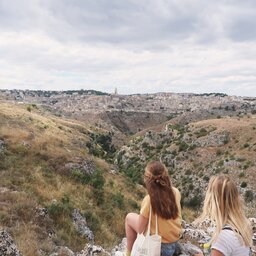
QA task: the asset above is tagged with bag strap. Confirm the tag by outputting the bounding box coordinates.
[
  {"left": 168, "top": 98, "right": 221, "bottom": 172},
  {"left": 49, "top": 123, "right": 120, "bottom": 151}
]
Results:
[
  {"left": 146, "top": 206, "right": 152, "bottom": 236},
  {"left": 147, "top": 206, "right": 159, "bottom": 236},
  {"left": 155, "top": 214, "right": 158, "bottom": 235}
]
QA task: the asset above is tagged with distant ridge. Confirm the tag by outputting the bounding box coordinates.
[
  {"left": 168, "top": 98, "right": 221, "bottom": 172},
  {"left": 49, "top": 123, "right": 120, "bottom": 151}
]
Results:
[{"left": 0, "top": 89, "right": 109, "bottom": 98}]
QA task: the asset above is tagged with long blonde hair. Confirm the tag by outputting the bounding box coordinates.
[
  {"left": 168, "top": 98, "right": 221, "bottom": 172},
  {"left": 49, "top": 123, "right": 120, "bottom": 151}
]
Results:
[
  {"left": 197, "top": 175, "right": 252, "bottom": 246},
  {"left": 144, "top": 161, "right": 178, "bottom": 219}
]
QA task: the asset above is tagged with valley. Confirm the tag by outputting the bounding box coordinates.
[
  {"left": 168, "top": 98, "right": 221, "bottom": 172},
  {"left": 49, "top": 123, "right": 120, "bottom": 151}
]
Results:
[{"left": 0, "top": 90, "right": 256, "bottom": 255}]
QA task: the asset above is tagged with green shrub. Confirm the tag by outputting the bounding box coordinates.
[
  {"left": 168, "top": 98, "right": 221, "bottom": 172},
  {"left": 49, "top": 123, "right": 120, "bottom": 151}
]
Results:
[
  {"left": 244, "top": 190, "right": 254, "bottom": 203},
  {"left": 178, "top": 141, "right": 189, "bottom": 152},
  {"left": 184, "top": 194, "right": 202, "bottom": 209},
  {"left": 216, "top": 149, "right": 223, "bottom": 156},
  {"left": 185, "top": 170, "right": 192, "bottom": 175},
  {"left": 48, "top": 195, "right": 73, "bottom": 221},
  {"left": 71, "top": 169, "right": 91, "bottom": 184},
  {"left": 112, "top": 192, "right": 124, "bottom": 208},
  {"left": 128, "top": 199, "right": 139, "bottom": 210},
  {"left": 239, "top": 172, "right": 245, "bottom": 178},
  {"left": 92, "top": 188, "right": 104, "bottom": 205},
  {"left": 240, "top": 181, "right": 247, "bottom": 188},
  {"left": 243, "top": 143, "right": 250, "bottom": 148},
  {"left": 196, "top": 128, "right": 208, "bottom": 138},
  {"left": 90, "top": 170, "right": 105, "bottom": 189},
  {"left": 203, "top": 175, "right": 209, "bottom": 181},
  {"left": 83, "top": 210, "right": 101, "bottom": 232}
]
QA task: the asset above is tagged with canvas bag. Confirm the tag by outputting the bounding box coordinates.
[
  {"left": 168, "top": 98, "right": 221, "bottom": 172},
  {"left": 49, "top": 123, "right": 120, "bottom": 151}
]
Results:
[{"left": 131, "top": 207, "right": 161, "bottom": 256}]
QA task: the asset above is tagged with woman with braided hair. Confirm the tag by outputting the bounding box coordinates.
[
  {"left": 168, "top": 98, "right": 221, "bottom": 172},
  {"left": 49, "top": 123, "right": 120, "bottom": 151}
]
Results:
[{"left": 125, "top": 161, "right": 182, "bottom": 256}]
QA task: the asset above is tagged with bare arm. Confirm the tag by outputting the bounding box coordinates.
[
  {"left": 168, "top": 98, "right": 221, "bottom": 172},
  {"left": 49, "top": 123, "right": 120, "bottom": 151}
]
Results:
[
  {"left": 211, "top": 249, "right": 224, "bottom": 256},
  {"left": 138, "top": 214, "right": 149, "bottom": 234}
]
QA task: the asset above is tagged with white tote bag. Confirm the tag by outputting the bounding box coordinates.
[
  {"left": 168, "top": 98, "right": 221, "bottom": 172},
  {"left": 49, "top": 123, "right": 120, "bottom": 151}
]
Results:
[{"left": 131, "top": 207, "right": 161, "bottom": 256}]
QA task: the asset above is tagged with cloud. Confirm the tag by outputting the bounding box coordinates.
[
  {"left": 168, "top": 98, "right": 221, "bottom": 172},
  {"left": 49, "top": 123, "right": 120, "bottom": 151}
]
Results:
[{"left": 0, "top": 0, "right": 255, "bottom": 96}]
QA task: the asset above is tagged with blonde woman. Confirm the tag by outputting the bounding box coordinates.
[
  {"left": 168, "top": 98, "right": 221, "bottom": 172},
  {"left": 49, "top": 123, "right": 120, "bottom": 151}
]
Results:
[
  {"left": 196, "top": 175, "right": 252, "bottom": 256},
  {"left": 125, "top": 161, "right": 182, "bottom": 256}
]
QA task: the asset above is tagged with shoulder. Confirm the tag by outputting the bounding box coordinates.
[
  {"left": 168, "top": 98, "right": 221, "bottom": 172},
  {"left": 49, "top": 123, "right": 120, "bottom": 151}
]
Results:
[
  {"left": 140, "top": 195, "right": 150, "bottom": 218},
  {"left": 172, "top": 187, "right": 181, "bottom": 200},
  {"left": 212, "top": 230, "right": 234, "bottom": 255},
  {"left": 212, "top": 230, "right": 248, "bottom": 255},
  {"left": 141, "top": 195, "right": 150, "bottom": 207}
]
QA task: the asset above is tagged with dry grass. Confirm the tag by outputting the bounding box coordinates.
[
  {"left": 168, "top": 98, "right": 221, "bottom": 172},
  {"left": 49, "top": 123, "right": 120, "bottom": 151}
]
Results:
[
  {"left": 0, "top": 101, "right": 144, "bottom": 252},
  {"left": 1, "top": 102, "right": 254, "bottom": 253}
]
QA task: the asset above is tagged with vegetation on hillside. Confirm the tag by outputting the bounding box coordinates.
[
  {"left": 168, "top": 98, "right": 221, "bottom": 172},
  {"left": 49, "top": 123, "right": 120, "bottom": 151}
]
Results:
[
  {"left": 1, "top": 101, "right": 256, "bottom": 255},
  {"left": 0, "top": 102, "right": 143, "bottom": 255},
  {"left": 115, "top": 117, "right": 256, "bottom": 213}
]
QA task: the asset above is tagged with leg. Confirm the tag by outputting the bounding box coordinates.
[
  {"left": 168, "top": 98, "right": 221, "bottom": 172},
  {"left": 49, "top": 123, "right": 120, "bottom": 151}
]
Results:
[{"left": 125, "top": 212, "right": 140, "bottom": 252}]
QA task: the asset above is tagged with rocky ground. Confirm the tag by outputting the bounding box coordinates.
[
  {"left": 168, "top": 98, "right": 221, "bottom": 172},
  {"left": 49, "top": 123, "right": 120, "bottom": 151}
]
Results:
[{"left": 1, "top": 217, "right": 255, "bottom": 255}]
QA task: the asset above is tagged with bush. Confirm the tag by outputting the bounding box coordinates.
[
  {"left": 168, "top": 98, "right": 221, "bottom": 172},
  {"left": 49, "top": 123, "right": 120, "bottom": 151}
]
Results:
[
  {"left": 90, "top": 170, "right": 105, "bottom": 189},
  {"left": 112, "top": 192, "right": 124, "bottom": 208},
  {"left": 240, "top": 181, "right": 247, "bottom": 188},
  {"left": 27, "top": 105, "right": 32, "bottom": 112},
  {"left": 203, "top": 175, "right": 209, "bottom": 181},
  {"left": 178, "top": 141, "right": 189, "bottom": 152},
  {"left": 239, "top": 172, "right": 245, "bottom": 178},
  {"left": 48, "top": 195, "right": 73, "bottom": 221},
  {"left": 244, "top": 190, "right": 254, "bottom": 203},
  {"left": 216, "top": 149, "right": 223, "bottom": 156},
  {"left": 128, "top": 199, "right": 139, "bottom": 210},
  {"left": 196, "top": 128, "right": 208, "bottom": 138},
  {"left": 83, "top": 210, "right": 101, "bottom": 232},
  {"left": 243, "top": 143, "right": 250, "bottom": 148},
  {"left": 71, "top": 169, "right": 91, "bottom": 184},
  {"left": 184, "top": 194, "right": 202, "bottom": 209},
  {"left": 92, "top": 188, "right": 104, "bottom": 205}
]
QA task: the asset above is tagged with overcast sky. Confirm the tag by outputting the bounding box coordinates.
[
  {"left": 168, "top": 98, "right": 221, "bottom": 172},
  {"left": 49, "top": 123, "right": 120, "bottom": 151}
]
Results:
[{"left": 0, "top": 0, "right": 256, "bottom": 96}]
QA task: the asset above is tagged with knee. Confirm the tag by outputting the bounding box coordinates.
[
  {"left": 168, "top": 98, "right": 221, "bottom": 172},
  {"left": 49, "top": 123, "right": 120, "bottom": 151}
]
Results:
[{"left": 125, "top": 212, "right": 133, "bottom": 224}]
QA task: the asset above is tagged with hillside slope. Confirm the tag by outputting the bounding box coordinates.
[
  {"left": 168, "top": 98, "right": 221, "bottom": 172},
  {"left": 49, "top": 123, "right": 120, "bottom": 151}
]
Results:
[
  {"left": 116, "top": 116, "right": 256, "bottom": 215},
  {"left": 0, "top": 102, "right": 144, "bottom": 255}
]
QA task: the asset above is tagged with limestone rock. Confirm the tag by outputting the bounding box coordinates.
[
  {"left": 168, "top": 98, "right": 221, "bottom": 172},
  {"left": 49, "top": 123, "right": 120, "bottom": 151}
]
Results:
[
  {"left": 77, "top": 244, "right": 110, "bottom": 256},
  {"left": 72, "top": 209, "right": 94, "bottom": 241},
  {"left": 180, "top": 242, "right": 202, "bottom": 255},
  {"left": 65, "top": 159, "right": 95, "bottom": 175},
  {"left": 194, "top": 131, "right": 229, "bottom": 147},
  {"left": 0, "top": 230, "right": 21, "bottom": 256},
  {"left": 0, "top": 139, "right": 5, "bottom": 153},
  {"left": 49, "top": 246, "right": 75, "bottom": 256}
]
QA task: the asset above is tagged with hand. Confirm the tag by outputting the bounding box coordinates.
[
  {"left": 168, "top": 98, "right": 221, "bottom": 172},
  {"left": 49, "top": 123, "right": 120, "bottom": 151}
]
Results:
[{"left": 194, "top": 253, "right": 204, "bottom": 256}]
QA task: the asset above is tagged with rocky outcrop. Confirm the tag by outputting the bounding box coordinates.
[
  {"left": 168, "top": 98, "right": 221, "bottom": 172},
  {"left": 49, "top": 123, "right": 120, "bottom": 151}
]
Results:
[
  {"left": 113, "top": 218, "right": 256, "bottom": 256},
  {"left": 0, "top": 230, "right": 21, "bottom": 256},
  {"left": 72, "top": 209, "right": 94, "bottom": 242},
  {"left": 50, "top": 246, "right": 75, "bottom": 256},
  {"left": 0, "top": 139, "right": 5, "bottom": 153},
  {"left": 194, "top": 131, "right": 229, "bottom": 147},
  {"left": 77, "top": 244, "right": 110, "bottom": 256},
  {"left": 48, "top": 244, "right": 109, "bottom": 256},
  {"left": 65, "top": 159, "right": 96, "bottom": 175}
]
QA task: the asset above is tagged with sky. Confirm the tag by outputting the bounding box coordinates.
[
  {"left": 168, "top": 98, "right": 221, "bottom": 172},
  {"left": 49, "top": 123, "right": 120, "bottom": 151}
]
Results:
[{"left": 0, "top": 0, "right": 256, "bottom": 96}]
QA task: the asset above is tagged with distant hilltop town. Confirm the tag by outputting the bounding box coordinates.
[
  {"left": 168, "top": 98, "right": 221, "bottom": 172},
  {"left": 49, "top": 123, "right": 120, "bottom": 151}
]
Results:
[{"left": 0, "top": 89, "right": 255, "bottom": 117}]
